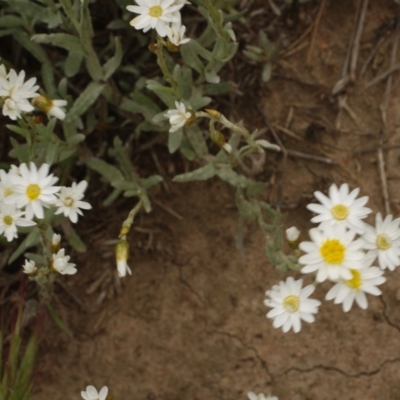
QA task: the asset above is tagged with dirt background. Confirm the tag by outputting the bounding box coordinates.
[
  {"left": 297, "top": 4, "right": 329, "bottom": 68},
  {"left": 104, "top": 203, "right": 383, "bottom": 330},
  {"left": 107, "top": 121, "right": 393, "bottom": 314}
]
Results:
[{"left": 26, "top": 0, "right": 400, "bottom": 399}]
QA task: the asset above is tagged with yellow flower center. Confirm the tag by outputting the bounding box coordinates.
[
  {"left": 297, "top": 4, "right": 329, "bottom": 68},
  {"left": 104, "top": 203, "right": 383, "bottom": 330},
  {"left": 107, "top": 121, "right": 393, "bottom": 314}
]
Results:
[
  {"left": 320, "top": 239, "right": 345, "bottom": 264},
  {"left": 345, "top": 269, "right": 362, "bottom": 290},
  {"left": 63, "top": 196, "right": 74, "bottom": 207},
  {"left": 4, "top": 188, "right": 13, "bottom": 197},
  {"left": 331, "top": 204, "right": 349, "bottom": 220},
  {"left": 376, "top": 233, "right": 391, "bottom": 250},
  {"left": 149, "top": 5, "right": 163, "bottom": 17},
  {"left": 26, "top": 184, "right": 41, "bottom": 200},
  {"left": 283, "top": 295, "right": 299, "bottom": 312},
  {"left": 3, "top": 215, "right": 13, "bottom": 226}
]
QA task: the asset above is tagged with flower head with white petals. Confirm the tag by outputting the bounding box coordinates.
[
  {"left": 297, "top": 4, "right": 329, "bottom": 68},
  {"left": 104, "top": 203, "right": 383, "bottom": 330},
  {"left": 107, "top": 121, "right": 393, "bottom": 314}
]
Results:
[
  {"left": 307, "top": 183, "right": 371, "bottom": 234},
  {"left": 164, "top": 101, "right": 194, "bottom": 132},
  {"left": 116, "top": 239, "right": 131, "bottom": 278},
  {"left": 0, "top": 69, "right": 39, "bottom": 120},
  {"left": 8, "top": 162, "right": 59, "bottom": 220},
  {"left": 22, "top": 259, "right": 37, "bottom": 275},
  {"left": 54, "top": 181, "right": 92, "bottom": 223},
  {"left": 32, "top": 95, "right": 68, "bottom": 120},
  {"left": 167, "top": 24, "right": 190, "bottom": 46},
  {"left": 325, "top": 256, "right": 386, "bottom": 312},
  {"left": 247, "top": 392, "right": 278, "bottom": 400},
  {"left": 299, "top": 223, "right": 365, "bottom": 282},
  {"left": 363, "top": 213, "right": 400, "bottom": 271},
  {"left": 81, "top": 385, "right": 108, "bottom": 400},
  {"left": 264, "top": 277, "right": 321, "bottom": 333},
  {"left": 51, "top": 248, "right": 77, "bottom": 275},
  {"left": 0, "top": 203, "right": 36, "bottom": 242},
  {"left": 0, "top": 169, "right": 19, "bottom": 202},
  {"left": 127, "top": 0, "right": 183, "bottom": 37}
]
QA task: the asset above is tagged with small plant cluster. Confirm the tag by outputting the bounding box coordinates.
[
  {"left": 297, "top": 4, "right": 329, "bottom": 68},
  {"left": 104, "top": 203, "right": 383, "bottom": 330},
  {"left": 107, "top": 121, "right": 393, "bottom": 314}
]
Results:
[{"left": 265, "top": 183, "right": 393, "bottom": 333}]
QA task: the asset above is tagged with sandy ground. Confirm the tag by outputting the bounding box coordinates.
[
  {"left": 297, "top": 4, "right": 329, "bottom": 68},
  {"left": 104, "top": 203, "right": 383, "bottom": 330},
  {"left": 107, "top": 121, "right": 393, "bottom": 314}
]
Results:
[{"left": 26, "top": 0, "right": 400, "bottom": 399}]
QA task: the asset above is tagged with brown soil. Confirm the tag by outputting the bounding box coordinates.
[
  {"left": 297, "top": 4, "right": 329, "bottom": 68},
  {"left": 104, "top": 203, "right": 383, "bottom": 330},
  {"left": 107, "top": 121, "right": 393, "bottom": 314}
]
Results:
[{"left": 30, "top": 0, "right": 400, "bottom": 399}]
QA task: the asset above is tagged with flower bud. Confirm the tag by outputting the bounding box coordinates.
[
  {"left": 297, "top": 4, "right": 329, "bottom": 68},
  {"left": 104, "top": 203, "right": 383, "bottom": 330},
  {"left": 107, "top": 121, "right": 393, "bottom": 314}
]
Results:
[
  {"left": 286, "top": 226, "right": 301, "bottom": 249},
  {"left": 22, "top": 259, "right": 37, "bottom": 276},
  {"left": 51, "top": 233, "right": 61, "bottom": 254},
  {"left": 205, "top": 109, "right": 221, "bottom": 119},
  {"left": 115, "top": 239, "right": 132, "bottom": 278}
]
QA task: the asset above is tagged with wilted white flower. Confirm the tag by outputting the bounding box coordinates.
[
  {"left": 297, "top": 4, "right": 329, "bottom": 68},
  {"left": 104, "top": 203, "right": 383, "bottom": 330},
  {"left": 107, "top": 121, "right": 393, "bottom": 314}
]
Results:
[
  {"left": 0, "top": 203, "right": 36, "bottom": 242},
  {"left": 8, "top": 162, "right": 59, "bottom": 220},
  {"left": 164, "top": 101, "right": 193, "bottom": 132},
  {"left": 51, "top": 248, "right": 77, "bottom": 275},
  {"left": 167, "top": 24, "right": 190, "bottom": 46},
  {"left": 286, "top": 226, "right": 300, "bottom": 242},
  {"left": 325, "top": 256, "right": 386, "bottom": 312},
  {"left": 81, "top": 385, "right": 108, "bottom": 400},
  {"left": 247, "top": 392, "right": 278, "bottom": 400},
  {"left": 363, "top": 213, "right": 400, "bottom": 271},
  {"left": 55, "top": 181, "right": 92, "bottom": 223},
  {"left": 306, "top": 183, "right": 371, "bottom": 234},
  {"left": 126, "top": 0, "right": 182, "bottom": 37},
  {"left": 32, "top": 95, "right": 68, "bottom": 120},
  {"left": 222, "top": 143, "right": 232, "bottom": 153},
  {"left": 0, "top": 69, "right": 40, "bottom": 120},
  {"left": 116, "top": 239, "right": 131, "bottom": 278},
  {"left": 22, "top": 259, "right": 37, "bottom": 275},
  {"left": 264, "top": 277, "right": 321, "bottom": 333},
  {"left": 299, "top": 223, "right": 365, "bottom": 282}
]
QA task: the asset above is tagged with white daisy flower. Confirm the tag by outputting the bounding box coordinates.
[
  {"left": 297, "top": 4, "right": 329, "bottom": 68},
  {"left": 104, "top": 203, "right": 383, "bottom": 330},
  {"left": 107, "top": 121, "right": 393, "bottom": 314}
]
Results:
[
  {"left": 0, "top": 169, "right": 19, "bottom": 202},
  {"left": 0, "top": 203, "right": 36, "bottom": 242},
  {"left": 363, "top": 213, "right": 400, "bottom": 271},
  {"left": 126, "top": 0, "right": 182, "bottom": 37},
  {"left": 54, "top": 181, "right": 92, "bottom": 223},
  {"left": 32, "top": 95, "right": 68, "bottom": 120},
  {"left": 247, "top": 392, "right": 278, "bottom": 400},
  {"left": 8, "top": 162, "right": 60, "bottom": 220},
  {"left": 51, "top": 248, "right": 77, "bottom": 275},
  {"left": 167, "top": 24, "right": 190, "bottom": 46},
  {"left": 164, "top": 101, "right": 193, "bottom": 132},
  {"left": 299, "top": 223, "right": 365, "bottom": 282},
  {"left": 264, "top": 277, "right": 321, "bottom": 333},
  {"left": 81, "top": 385, "right": 108, "bottom": 400},
  {"left": 22, "top": 259, "right": 37, "bottom": 275},
  {"left": 0, "top": 69, "right": 40, "bottom": 120},
  {"left": 307, "top": 183, "right": 371, "bottom": 233},
  {"left": 325, "top": 256, "right": 386, "bottom": 312}
]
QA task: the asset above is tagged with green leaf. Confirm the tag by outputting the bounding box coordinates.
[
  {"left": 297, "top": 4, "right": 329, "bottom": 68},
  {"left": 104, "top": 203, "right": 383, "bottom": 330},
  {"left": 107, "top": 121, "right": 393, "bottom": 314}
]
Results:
[
  {"left": 8, "top": 230, "right": 40, "bottom": 264},
  {"left": 141, "top": 175, "right": 163, "bottom": 189},
  {"left": 0, "top": 15, "right": 24, "bottom": 28},
  {"left": 64, "top": 51, "right": 83, "bottom": 77},
  {"left": 6, "top": 125, "right": 28, "bottom": 138},
  {"left": 235, "top": 189, "right": 258, "bottom": 221},
  {"left": 168, "top": 129, "right": 183, "bottom": 153},
  {"left": 86, "top": 157, "right": 125, "bottom": 184},
  {"left": 61, "top": 219, "right": 86, "bottom": 252},
  {"left": 102, "top": 36, "right": 123, "bottom": 80},
  {"left": 186, "top": 124, "right": 208, "bottom": 157},
  {"left": 31, "top": 33, "right": 85, "bottom": 55},
  {"left": 180, "top": 42, "right": 204, "bottom": 75},
  {"left": 64, "top": 81, "right": 106, "bottom": 122},
  {"left": 216, "top": 166, "right": 253, "bottom": 188},
  {"left": 13, "top": 31, "right": 48, "bottom": 63},
  {"left": 173, "top": 163, "right": 216, "bottom": 182},
  {"left": 146, "top": 80, "right": 175, "bottom": 108},
  {"left": 46, "top": 303, "right": 73, "bottom": 338}
]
